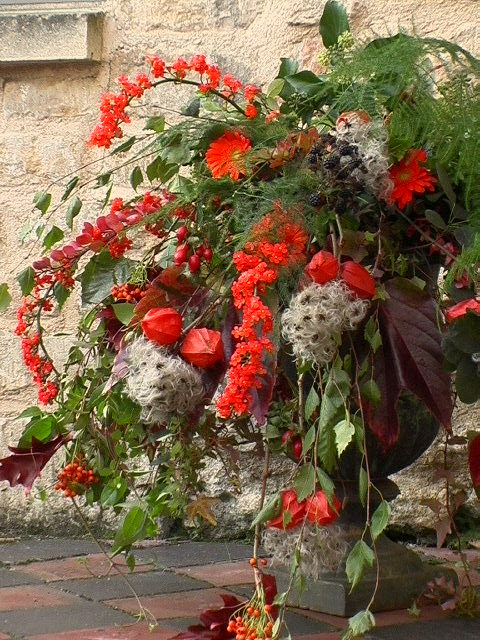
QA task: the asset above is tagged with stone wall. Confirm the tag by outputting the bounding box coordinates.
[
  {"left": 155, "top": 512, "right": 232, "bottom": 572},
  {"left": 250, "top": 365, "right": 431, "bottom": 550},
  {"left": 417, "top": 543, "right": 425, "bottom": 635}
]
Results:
[{"left": 0, "top": 0, "right": 478, "bottom": 535}]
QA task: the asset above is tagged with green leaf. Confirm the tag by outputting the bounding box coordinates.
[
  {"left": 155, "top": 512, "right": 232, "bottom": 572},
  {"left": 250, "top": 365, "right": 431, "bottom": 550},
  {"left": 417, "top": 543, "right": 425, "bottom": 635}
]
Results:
[
  {"left": 424, "top": 209, "right": 447, "bottom": 230},
  {"left": 17, "top": 266, "right": 35, "bottom": 295},
  {"left": 18, "top": 415, "right": 56, "bottom": 448},
  {"left": 146, "top": 156, "right": 178, "bottom": 183},
  {"left": 251, "top": 493, "right": 281, "bottom": 527},
  {"left": 359, "top": 466, "right": 368, "bottom": 507},
  {"left": 317, "top": 421, "right": 336, "bottom": 472},
  {"left": 285, "top": 70, "right": 324, "bottom": 96},
  {"left": 112, "top": 302, "right": 135, "bottom": 325},
  {"left": 364, "top": 317, "right": 382, "bottom": 353},
  {"left": 277, "top": 57, "right": 299, "bottom": 78},
  {"left": 342, "top": 610, "right": 375, "bottom": 639},
  {"left": 145, "top": 115, "right": 166, "bottom": 132},
  {"left": 345, "top": 540, "right": 374, "bottom": 591},
  {"left": 456, "top": 355, "right": 480, "bottom": 404},
  {"left": 267, "top": 78, "right": 285, "bottom": 97},
  {"left": 436, "top": 164, "right": 456, "bottom": 207},
  {"left": 130, "top": 166, "right": 144, "bottom": 191},
  {"left": 54, "top": 282, "right": 71, "bottom": 309},
  {"left": 182, "top": 98, "right": 200, "bottom": 117},
  {"left": 0, "top": 283, "right": 12, "bottom": 313},
  {"left": 334, "top": 418, "right": 355, "bottom": 456},
  {"left": 96, "top": 172, "right": 112, "bottom": 188},
  {"left": 316, "top": 468, "right": 335, "bottom": 504},
  {"left": 100, "top": 476, "right": 127, "bottom": 506},
  {"left": 305, "top": 385, "right": 320, "bottom": 420},
  {"left": 112, "top": 136, "right": 137, "bottom": 154},
  {"left": 33, "top": 191, "right": 52, "bottom": 215},
  {"left": 126, "top": 553, "right": 136, "bottom": 571},
  {"left": 370, "top": 500, "right": 391, "bottom": 541},
  {"left": 43, "top": 226, "right": 64, "bottom": 250},
  {"left": 360, "top": 379, "right": 381, "bottom": 408},
  {"left": 294, "top": 463, "right": 315, "bottom": 502},
  {"left": 79, "top": 251, "right": 135, "bottom": 305},
  {"left": 61, "top": 176, "right": 79, "bottom": 202},
  {"left": 112, "top": 505, "right": 147, "bottom": 555},
  {"left": 16, "top": 406, "right": 43, "bottom": 420},
  {"left": 319, "top": 0, "right": 350, "bottom": 49},
  {"left": 66, "top": 196, "right": 82, "bottom": 229},
  {"left": 303, "top": 424, "right": 316, "bottom": 454}
]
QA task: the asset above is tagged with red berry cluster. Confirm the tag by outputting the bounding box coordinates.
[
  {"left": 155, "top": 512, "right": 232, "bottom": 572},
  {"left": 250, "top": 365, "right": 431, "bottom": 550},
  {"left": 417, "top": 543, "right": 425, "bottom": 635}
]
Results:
[
  {"left": 111, "top": 283, "right": 147, "bottom": 303},
  {"left": 174, "top": 225, "right": 213, "bottom": 274},
  {"left": 55, "top": 461, "right": 99, "bottom": 498},
  {"left": 226, "top": 603, "right": 274, "bottom": 640}
]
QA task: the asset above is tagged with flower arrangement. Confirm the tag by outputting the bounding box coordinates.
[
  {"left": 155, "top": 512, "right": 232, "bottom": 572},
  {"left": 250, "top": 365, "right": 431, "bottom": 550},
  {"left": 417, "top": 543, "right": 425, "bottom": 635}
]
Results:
[{"left": 1, "top": 1, "right": 480, "bottom": 637}]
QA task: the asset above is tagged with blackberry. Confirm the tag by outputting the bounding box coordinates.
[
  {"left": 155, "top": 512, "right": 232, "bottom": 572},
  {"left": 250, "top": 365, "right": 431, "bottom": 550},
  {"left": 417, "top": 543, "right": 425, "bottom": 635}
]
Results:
[
  {"left": 309, "top": 193, "right": 324, "bottom": 207},
  {"left": 323, "top": 156, "right": 339, "bottom": 170},
  {"left": 339, "top": 144, "right": 357, "bottom": 156}
]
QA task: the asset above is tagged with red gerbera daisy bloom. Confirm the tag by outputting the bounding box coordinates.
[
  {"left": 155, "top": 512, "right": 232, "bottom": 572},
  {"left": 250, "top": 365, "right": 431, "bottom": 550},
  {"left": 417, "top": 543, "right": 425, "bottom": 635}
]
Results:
[
  {"left": 205, "top": 130, "right": 251, "bottom": 180},
  {"left": 389, "top": 148, "right": 436, "bottom": 209}
]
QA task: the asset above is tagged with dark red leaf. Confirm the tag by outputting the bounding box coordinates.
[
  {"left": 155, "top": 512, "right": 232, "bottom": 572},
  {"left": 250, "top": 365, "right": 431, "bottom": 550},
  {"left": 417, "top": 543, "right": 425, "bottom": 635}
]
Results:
[
  {"left": 97, "top": 307, "right": 124, "bottom": 350},
  {"left": 172, "top": 593, "right": 243, "bottom": 639},
  {"left": 468, "top": 434, "right": 480, "bottom": 495},
  {"left": 363, "top": 278, "right": 453, "bottom": 450},
  {"left": 0, "top": 435, "right": 71, "bottom": 493}
]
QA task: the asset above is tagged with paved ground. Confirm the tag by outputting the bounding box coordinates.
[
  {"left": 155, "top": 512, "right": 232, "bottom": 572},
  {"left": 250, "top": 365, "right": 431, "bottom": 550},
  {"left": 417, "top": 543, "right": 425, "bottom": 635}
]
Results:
[{"left": 0, "top": 538, "right": 478, "bottom": 639}]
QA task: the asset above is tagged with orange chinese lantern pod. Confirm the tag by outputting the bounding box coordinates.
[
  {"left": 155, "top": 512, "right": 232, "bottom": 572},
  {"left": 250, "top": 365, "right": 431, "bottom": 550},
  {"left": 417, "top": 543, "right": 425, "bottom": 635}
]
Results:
[
  {"left": 306, "top": 250, "right": 339, "bottom": 284},
  {"left": 340, "top": 261, "right": 376, "bottom": 299},
  {"left": 445, "top": 298, "right": 480, "bottom": 323},
  {"left": 180, "top": 328, "right": 225, "bottom": 368},
  {"left": 266, "top": 488, "right": 306, "bottom": 531},
  {"left": 305, "top": 490, "right": 341, "bottom": 526},
  {"left": 141, "top": 307, "right": 183, "bottom": 345}
]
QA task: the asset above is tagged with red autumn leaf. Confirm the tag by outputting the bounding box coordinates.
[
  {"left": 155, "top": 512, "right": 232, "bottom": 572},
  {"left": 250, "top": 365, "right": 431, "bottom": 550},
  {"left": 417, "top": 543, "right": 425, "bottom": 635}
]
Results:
[
  {"left": 130, "top": 286, "right": 168, "bottom": 326},
  {"left": 97, "top": 307, "right": 124, "bottom": 351},
  {"left": 172, "top": 593, "right": 242, "bottom": 639},
  {"left": 0, "top": 435, "right": 71, "bottom": 493},
  {"left": 363, "top": 278, "right": 453, "bottom": 450},
  {"left": 468, "top": 434, "right": 480, "bottom": 496}
]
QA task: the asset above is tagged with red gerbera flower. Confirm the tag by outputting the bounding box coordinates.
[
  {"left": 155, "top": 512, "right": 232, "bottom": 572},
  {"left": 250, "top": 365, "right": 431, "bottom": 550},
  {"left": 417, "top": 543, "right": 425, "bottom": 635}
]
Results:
[
  {"left": 389, "top": 149, "right": 436, "bottom": 209},
  {"left": 205, "top": 131, "right": 251, "bottom": 180}
]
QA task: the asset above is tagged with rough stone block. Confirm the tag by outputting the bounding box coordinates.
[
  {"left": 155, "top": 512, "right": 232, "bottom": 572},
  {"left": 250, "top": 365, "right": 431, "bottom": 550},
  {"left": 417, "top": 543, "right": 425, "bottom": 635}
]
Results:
[{"left": 0, "top": 12, "right": 103, "bottom": 64}]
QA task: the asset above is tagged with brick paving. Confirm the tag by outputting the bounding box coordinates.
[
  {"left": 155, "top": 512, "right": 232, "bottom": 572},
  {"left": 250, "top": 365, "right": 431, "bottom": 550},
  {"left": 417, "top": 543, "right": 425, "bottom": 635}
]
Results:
[{"left": 0, "top": 538, "right": 478, "bottom": 639}]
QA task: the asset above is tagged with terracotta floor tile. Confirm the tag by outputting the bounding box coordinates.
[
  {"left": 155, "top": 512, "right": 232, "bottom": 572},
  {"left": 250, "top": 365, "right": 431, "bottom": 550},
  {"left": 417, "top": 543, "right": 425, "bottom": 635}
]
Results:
[
  {"left": 297, "top": 634, "right": 342, "bottom": 640},
  {"left": 105, "top": 588, "right": 239, "bottom": 619},
  {"left": 174, "top": 560, "right": 254, "bottom": 586},
  {"left": 0, "top": 634, "right": 10, "bottom": 640},
  {"left": 27, "top": 623, "right": 175, "bottom": 640},
  {"left": 17, "top": 553, "right": 154, "bottom": 582},
  {"left": 0, "top": 584, "right": 79, "bottom": 611}
]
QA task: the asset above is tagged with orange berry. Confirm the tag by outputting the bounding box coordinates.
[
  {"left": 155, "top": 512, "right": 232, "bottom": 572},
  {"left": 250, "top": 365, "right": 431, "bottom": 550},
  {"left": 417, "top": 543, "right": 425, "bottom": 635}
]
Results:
[
  {"left": 253, "top": 609, "right": 260, "bottom": 618},
  {"left": 261, "top": 558, "right": 268, "bottom": 566},
  {"left": 249, "top": 557, "right": 258, "bottom": 567}
]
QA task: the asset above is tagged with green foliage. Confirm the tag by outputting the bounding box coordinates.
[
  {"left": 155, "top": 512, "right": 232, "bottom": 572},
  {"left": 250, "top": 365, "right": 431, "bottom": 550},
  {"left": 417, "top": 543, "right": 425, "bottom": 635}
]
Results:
[
  {"left": 346, "top": 540, "right": 375, "bottom": 590},
  {"left": 79, "top": 251, "right": 135, "bottom": 305},
  {"left": 17, "top": 266, "right": 35, "bottom": 295},
  {"left": 319, "top": 0, "right": 350, "bottom": 49},
  {"left": 0, "top": 283, "right": 12, "bottom": 313}
]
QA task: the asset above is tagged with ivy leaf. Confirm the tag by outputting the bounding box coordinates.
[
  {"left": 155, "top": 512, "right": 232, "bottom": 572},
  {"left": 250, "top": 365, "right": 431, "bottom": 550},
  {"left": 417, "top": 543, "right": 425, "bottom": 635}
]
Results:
[
  {"left": 33, "top": 191, "right": 51, "bottom": 215},
  {"left": 144, "top": 116, "right": 165, "bottom": 133},
  {"left": 293, "top": 463, "right": 315, "bottom": 502},
  {"left": 345, "top": 540, "right": 374, "bottom": 591},
  {"left": 130, "top": 166, "right": 144, "bottom": 191},
  {"left": 112, "top": 505, "right": 147, "bottom": 555},
  {"left": 334, "top": 418, "right": 355, "bottom": 456},
  {"left": 0, "top": 283, "right": 12, "bottom": 313},
  {"left": 251, "top": 493, "right": 281, "bottom": 528},
  {"left": 319, "top": 0, "right": 350, "bottom": 49},
  {"left": 186, "top": 496, "right": 219, "bottom": 526},
  {"left": 364, "top": 278, "right": 453, "bottom": 450},
  {"left": 304, "top": 385, "right": 320, "bottom": 420},
  {"left": 61, "top": 176, "right": 79, "bottom": 202},
  {"left": 66, "top": 196, "right": 82, "bottom": 229},
  {"left": 370, "top": 500, "right": 391, "bottom": 541},
  {"left": 112, "top": 135, "right": 136, "bottom": 154},
  {"left": 79, "top": 251, "right": 135, "bottom": 305},
  {"left": 17, "top": 267, "right": 35, "bottom": 295},
  {"left": 43, "top": 226, "right": 64, "bottom": 250}
]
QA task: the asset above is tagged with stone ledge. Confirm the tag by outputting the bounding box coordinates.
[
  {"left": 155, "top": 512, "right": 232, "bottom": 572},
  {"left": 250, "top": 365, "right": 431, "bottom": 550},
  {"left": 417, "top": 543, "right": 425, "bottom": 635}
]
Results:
[{"left": 0, "top": 12, "right": 104, "bottom": 64}]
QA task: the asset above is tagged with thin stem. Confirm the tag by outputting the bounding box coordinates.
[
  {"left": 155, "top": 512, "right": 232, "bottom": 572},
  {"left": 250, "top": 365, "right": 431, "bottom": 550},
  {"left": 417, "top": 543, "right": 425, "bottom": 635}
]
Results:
[{"left": 253, "top": 445, "right": 270, "bottom": 594}]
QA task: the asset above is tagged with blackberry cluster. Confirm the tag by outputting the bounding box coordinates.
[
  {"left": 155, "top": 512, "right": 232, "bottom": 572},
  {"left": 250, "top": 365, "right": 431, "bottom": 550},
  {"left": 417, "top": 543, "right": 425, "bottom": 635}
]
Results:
[{"left": 306, "top": 134, "right": 367, "bottom": 214}]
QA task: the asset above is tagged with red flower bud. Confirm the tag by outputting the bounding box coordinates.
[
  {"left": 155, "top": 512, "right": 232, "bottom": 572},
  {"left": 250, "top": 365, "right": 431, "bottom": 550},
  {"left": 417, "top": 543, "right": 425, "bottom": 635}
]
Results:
[
  {"left": 340, "top": 261, "right": 376, "bottom": 299},
  {"left": 305, "top": 490, "right": 341, "bottom": 525},
  {"left": 306, "top": 250, "right": 339, "bottom": 284},
  {"left": 180, "top": 328, "right": 224, "bottom": 368},
  {"left": 141, "top": 307, "right": 182, "bottom": 345},
  {"left": 445, "top": 298, "right": 480, "bottom": 323},
  {"left": 266, "top": 489, "right": 306, "bottom": 531}
]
